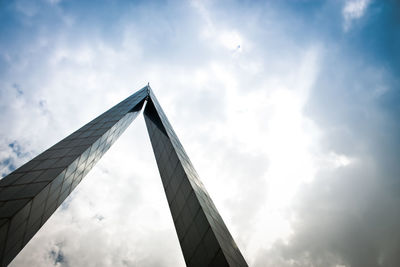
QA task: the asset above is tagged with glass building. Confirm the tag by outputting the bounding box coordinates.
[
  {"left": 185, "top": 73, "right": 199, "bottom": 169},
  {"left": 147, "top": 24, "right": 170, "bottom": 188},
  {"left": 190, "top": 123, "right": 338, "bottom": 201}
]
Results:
[{"left": 0, "top": 86, "right": 248, "bottom": 267}]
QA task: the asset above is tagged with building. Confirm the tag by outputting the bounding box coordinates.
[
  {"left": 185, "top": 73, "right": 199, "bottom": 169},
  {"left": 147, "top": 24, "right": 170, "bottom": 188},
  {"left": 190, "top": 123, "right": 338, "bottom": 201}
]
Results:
[{"left": 0, "top": 86, "right": 248, "bottom": 267}]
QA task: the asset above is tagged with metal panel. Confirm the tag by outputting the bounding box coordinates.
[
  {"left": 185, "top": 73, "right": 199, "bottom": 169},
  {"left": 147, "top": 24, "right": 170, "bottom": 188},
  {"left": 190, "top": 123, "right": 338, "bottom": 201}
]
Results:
[
  {"left": 0, "top": 85, "right": 247, "bottom": 267},
  {"left": 0, "top": 88, "right": 147, "bottom": 266},
  {"left": 144, "top": 91, "right": 247, "bottom": 267}
]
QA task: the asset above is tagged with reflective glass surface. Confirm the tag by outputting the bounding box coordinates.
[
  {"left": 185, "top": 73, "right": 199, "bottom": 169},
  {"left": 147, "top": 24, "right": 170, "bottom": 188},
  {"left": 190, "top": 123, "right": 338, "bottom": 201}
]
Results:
[
  {"left": 0, "top": 88, "right": 147, "bottom": 266},
  {"left": 144, "top": 92, "right": 247, "bottom": 267},
  {"left": 0, "top": 86, "right": 247, "bottom": 267}
]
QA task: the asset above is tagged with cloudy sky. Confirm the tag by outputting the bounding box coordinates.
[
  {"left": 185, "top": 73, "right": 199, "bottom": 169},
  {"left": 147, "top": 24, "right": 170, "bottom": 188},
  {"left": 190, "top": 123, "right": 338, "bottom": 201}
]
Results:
[{"left": 0, "top": 0, "right": 399, "bottom": 266}]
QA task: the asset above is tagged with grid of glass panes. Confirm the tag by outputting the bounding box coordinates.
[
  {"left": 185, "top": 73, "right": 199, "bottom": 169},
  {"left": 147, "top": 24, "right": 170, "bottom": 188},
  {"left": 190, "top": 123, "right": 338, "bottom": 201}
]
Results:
[
  {"left": 144, "top": 92, "right": 248, "bottom": 267},
  {"left": 0, "top": 88, "right": 147, "bottom": 266}
]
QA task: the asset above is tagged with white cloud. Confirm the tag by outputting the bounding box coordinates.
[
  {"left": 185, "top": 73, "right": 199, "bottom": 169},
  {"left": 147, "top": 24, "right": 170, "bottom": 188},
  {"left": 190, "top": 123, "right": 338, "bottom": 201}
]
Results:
[
  {"left": 218, "top": 30, "right": 243, "bottom": 52},
  {"left": 1, "top": 1, "right": 396, "bottom": 266},
  {"left": 342, "top": 0, "right": 371, "bottom": 31},
  {"left": 193, "top": 0, "right": 247, "bottom": 53},
  {"left": 3, "top": 15, "right": 323, "bottom": 265}
]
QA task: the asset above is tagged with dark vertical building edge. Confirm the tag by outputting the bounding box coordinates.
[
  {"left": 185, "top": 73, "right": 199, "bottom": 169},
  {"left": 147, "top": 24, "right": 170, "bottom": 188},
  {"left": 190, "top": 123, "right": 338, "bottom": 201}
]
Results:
[{"left": 144, "top": 89, "right": 248, "bottom": 267}]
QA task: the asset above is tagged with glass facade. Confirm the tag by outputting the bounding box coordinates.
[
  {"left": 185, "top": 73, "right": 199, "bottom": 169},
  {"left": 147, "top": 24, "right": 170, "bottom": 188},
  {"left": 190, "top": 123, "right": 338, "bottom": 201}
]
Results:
[
  {"left": 0, "top": 86, "right": 247, "bottom": 267},
  {"left": 0, "top": 88, "right": 147, "bottom": 266},
  {"left": 144, "top": 89, "right": 247, "bottom": 267}
]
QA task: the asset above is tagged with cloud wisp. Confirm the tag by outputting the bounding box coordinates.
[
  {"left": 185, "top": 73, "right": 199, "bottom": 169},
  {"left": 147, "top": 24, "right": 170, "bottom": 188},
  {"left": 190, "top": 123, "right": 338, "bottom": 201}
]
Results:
[
  {"left": 0, "top": 0, "right": 398, "bottom": 266},
  {"left": 342, "top": 0, "right": 371, "bottom": 31}
]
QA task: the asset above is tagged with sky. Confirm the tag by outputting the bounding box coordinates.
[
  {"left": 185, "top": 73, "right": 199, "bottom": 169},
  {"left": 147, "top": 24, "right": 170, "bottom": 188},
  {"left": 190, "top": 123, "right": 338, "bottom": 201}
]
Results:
[{"left": 0, "top": 0, "right": 399, "bottom": 266}]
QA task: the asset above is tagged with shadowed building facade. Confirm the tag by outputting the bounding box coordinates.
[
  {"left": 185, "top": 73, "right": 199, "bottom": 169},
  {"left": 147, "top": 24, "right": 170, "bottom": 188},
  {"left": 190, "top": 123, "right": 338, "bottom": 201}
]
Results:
[{"left": 0, "top": 86, "right": 248, "bottom": 267}]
